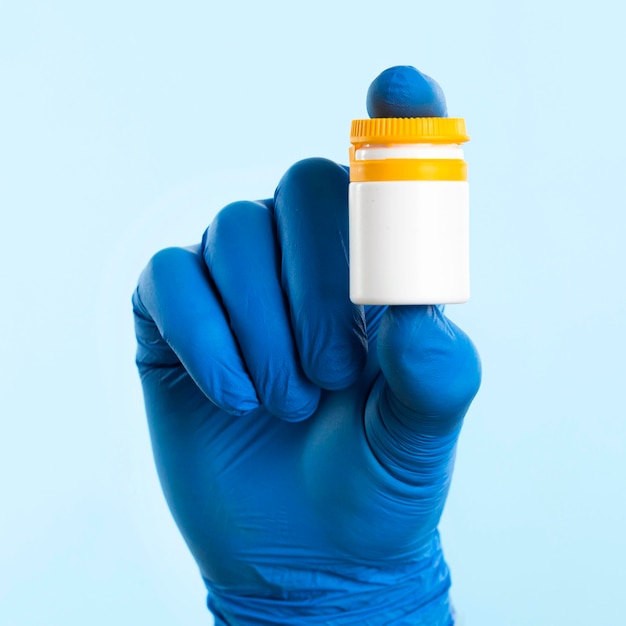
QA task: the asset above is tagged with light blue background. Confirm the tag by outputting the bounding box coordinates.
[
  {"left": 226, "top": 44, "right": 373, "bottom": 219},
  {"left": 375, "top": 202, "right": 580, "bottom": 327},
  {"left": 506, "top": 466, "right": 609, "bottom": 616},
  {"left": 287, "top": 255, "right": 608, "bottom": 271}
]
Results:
[{"left": 1, "top": 1, "right": 624, "bottom": 624}]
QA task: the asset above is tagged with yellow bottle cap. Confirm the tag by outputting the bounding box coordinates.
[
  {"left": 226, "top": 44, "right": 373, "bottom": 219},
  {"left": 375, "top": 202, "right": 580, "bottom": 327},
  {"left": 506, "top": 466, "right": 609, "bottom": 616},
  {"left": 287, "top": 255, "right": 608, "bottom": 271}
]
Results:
[{"left": 350, "top": 117, "right": 469, "bottom": 147}]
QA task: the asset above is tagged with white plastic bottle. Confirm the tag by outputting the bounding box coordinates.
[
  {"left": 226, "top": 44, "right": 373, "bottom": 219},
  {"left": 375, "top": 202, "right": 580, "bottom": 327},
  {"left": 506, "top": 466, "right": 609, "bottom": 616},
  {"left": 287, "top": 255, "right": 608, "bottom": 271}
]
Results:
[{"left": 349, "top": 117, "right": 470, "bottom": 305}]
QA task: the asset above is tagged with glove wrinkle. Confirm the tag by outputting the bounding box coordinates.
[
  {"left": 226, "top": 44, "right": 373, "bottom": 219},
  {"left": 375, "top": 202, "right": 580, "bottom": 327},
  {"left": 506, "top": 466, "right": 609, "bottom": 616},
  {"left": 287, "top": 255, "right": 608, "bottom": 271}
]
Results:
[
  {"left": 203, "top": 534, "right": 454, "bottom": 625},
  {"left": 365, "top": 377, "right": 460, "bottom": 513},
  {"left": 133, "top": 288, "right": 181, "bottom": 370}
]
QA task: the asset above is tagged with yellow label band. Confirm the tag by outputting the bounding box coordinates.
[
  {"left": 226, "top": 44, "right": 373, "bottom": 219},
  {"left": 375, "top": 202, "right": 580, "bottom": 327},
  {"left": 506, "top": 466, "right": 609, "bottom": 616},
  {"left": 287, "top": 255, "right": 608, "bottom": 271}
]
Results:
[{"left": 350, "top": 158, "right": 468, "bottom": 182}]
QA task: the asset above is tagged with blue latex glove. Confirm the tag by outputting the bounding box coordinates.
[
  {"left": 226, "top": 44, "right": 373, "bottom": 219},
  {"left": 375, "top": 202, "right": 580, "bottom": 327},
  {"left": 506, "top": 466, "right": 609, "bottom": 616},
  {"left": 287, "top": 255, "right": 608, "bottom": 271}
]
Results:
[{"left": 133, "top": 66, "right": 481, "bottom": 625}]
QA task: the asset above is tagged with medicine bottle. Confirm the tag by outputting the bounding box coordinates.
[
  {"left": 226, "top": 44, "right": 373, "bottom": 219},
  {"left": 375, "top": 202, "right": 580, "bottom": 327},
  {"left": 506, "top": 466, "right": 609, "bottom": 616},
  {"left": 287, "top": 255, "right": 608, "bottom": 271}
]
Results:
[{"left": 349, "top": 117, "right": 470, "bottom": 305}]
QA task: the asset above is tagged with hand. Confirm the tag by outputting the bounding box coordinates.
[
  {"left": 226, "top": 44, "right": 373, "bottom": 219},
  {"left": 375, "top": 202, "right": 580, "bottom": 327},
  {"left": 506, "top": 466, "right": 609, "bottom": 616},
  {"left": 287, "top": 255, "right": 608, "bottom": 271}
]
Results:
[{"left": 133, "top": 66, "right": 481, "bottom": 625}]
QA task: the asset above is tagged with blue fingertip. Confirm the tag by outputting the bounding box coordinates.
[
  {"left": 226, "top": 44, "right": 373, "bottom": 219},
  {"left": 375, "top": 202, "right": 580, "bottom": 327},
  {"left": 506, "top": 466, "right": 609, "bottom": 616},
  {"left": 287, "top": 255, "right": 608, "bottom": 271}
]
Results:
[{"left": 366, "top": 66, "right": 448, "bottom": 118}]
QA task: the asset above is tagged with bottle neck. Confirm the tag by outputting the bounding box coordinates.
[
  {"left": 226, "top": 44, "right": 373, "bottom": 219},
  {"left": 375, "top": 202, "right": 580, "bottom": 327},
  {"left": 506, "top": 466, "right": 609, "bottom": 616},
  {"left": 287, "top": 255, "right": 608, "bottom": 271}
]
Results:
[{"left": 354, "top": 143, "right": 464, "bottom": 161}]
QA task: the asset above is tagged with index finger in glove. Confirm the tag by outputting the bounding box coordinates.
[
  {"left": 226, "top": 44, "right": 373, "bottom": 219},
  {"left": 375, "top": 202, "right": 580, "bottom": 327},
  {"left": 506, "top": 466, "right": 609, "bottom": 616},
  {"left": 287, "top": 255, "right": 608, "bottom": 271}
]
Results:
[{"left": 273, "top": 157, "right": 368, "bottom": 390}]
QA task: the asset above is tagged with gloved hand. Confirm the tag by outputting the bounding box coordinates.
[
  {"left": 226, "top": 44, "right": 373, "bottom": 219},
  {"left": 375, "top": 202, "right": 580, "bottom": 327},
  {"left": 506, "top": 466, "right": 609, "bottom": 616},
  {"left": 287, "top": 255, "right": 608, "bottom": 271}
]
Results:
[{"left": 133, "top": 66, "right": 481, "bottom": 625}]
